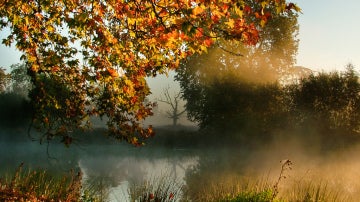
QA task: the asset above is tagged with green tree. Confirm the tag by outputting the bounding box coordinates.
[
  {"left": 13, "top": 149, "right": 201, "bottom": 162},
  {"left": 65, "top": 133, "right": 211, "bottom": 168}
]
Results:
[
  {"left": 289, "top": 64, "right": 360, "bottom": 135},
  {"left": 175, "top": 1, "right": 299, "bottom": 134},
  {"left": 8, "top": 63, "right": 32, "bottom": 98},
  {"left": 0, "top": 0, "right": 299, "bottom": 145}
]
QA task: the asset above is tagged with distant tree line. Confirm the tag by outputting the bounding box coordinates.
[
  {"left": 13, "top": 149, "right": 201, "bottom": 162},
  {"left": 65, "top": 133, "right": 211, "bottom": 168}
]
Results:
[
  {"left": 176, "top": 62, "right": 360, "bottom": 145},
  {"left": 174, "top": 4, "right": 360, "bottom": 147},
  {"left": 0, "top": 64, "right": 32, "bottom": 130}
]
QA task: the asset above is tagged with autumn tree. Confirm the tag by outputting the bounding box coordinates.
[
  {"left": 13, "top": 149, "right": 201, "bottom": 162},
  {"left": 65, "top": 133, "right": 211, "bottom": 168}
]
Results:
[
  {"left": 158, "top": 86, "right": 186, "bottom": 126},
  {"left": 0, "top": 0, "right": 299, "bottom": 145}
]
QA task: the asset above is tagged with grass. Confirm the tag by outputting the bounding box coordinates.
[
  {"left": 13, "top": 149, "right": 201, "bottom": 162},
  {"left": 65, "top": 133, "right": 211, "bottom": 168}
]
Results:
[
  {"left": 0, "top": 163, "right": 105, "bottom": 202},
  {"left": 0, "top": 161, "right": 355, "bottom": 201},
  {"left": 0, "top": 163, "right": 82, "bottom": 201},
  {"left": 127, "top": 173, "right": 183, "bottom": 202}
]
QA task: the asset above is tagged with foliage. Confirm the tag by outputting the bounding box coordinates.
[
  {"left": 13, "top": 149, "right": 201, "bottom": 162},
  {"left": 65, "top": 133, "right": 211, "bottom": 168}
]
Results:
[
  {"left": 223, "top": 189, "right": 275, "bottom": 202},
  {"left": 177, "top": 59, "right": 360, "bottom": 143},
  {"left": 176, "top": 1, "right": 299, "bottom": 135},
  {"left": 0, "top": 164, "right": 82, "bottom": 201},
  {"left": 287, "top": 64, "right": 360, "bottom": 137},
  {"left": 128, "top": 174, "right": 182, "bottom": 202},
  {"left": 0, "top": 0, "right": 299, "bottom": 145},
  {"left": 8, "top": 63, "right": 32, "bottom": 98},
  {"left": 176, "top": 70, "right": 289, "bottom": 140},
  {"left": 0, "top": 92, "right": 32, "bottom": 129},
  {"left": 81, "top": 176, "right": 111, "bottom": 202}
]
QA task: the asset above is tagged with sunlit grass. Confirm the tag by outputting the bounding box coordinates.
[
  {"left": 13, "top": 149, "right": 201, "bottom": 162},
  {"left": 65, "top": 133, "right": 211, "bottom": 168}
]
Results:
[
  {"left": 127, "top": 172, "right": 183, "bottom": 202},
  {"left": 183, "top": 175, "right": 277, "bottom": 202},
  {"left": 0, "top": 164, "right": 106, "bottom": 202},
  {"left": 0, "top": 162, "right": 358, "bottom": 201},
  {"left": 0, "top": 163, "right": 82, "bottom": 201}
]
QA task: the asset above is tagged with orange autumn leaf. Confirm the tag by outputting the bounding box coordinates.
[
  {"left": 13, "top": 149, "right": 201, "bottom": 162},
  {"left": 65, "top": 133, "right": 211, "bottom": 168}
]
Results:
[
  {"left": 192, "top": 6, "right": 204, "bottom": 16},
  {"left": 107, "top": 68, "right": 118, "bottom": 77}
]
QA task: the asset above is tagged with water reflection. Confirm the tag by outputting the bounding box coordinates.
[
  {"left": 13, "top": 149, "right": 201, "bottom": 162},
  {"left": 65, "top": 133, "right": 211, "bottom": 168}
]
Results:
[
  {"left": 3, "top": 135, "right": 360, "bottom": 201},
  {"left": 79, "top": 151, "right": 198, "bottom": 201},
  {"left": 0, "top": 140, "right": 199, "bottom": 201}
]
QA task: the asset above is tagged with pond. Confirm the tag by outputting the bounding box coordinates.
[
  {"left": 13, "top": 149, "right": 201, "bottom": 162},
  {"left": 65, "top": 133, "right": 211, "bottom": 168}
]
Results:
[
  {"left": 2, "top": 130, "right": 360, "bottom": 201},
  {"left": 0, "top": 138, "right": 199, "bottom": 201}
]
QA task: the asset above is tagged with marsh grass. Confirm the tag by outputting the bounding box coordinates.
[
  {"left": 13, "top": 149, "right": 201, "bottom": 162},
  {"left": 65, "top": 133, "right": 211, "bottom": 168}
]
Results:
[
  {"left": 127, "top": 173, "right": 183, "bottom": 202},
  {"left": 81, "top": 176, "right": 111, "bottom": 202},
  {"left": 182, "top": 170, "right": 278, "bottom": 202},
  {"left": 277, "top": 175, "right": 351, "bottom": 202},
  {"left": 0, "top": 161, "right": 355, "bottom": 202},
  {"left": 0, "top": 163, "right": 82, "bottom": 201}
]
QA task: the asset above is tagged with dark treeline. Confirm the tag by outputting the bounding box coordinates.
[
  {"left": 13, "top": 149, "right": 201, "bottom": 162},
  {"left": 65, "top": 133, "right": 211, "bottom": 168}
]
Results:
[
  {"left": 174, "top": 64, "right": 360, "bottom": 148},
  {"left": 2, "top": 63, "right": 360, "bottom": 148}
]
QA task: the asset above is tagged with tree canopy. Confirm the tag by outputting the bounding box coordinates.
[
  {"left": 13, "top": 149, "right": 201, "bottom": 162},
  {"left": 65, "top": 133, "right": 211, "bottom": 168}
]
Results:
[
  {"left": 0, "top": 0, "right": 300, "bottom": 145},
  {"left": 176, "top": 2, "right": 299, "bottom": 131}
]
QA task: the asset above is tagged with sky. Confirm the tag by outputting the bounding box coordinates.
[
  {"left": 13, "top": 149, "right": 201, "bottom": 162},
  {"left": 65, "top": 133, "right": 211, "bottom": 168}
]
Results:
[{"left": 294, "top": 0, "right": 360, "bottom": 72}]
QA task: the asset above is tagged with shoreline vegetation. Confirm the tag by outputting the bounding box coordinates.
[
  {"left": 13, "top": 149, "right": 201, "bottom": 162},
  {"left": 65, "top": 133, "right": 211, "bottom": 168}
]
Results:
[
  {"left": 1, "top": 125, "right": 360, "bottom": 201},
  {"left": 0, "top": 159, "right": 352, "bottom": 202}
]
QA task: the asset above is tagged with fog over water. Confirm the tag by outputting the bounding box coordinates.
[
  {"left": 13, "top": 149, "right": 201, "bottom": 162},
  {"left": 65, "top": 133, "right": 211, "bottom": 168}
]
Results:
[{"left": 2, "top": 125, "right": 360, "bottom": 201}]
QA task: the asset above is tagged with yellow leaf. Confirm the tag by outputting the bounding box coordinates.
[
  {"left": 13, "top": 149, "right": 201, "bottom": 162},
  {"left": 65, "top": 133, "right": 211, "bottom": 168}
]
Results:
[
  {"left": 129, "top": 31, "right": 136, "bottom": 38},
  {"left": 192, "top": 6, "right": 204, "bottom": 16},
  {"left": 47, "top": 25, "right": 55, "bottom": 32},
  {"left": 226, "top": 19, "right": 235, "bottom": 28},
  {"left": 234, "top": 7, "right": 243, "bottom": 17}
]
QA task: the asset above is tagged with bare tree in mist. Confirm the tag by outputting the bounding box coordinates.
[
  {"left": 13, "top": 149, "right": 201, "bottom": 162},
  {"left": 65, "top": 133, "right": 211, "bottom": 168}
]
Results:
[
  {"left": 157, "top": 86, "right": 186, "bottom": 127},
  {"left": 0, "top": 68, "right": 10, "bottom": 93}
]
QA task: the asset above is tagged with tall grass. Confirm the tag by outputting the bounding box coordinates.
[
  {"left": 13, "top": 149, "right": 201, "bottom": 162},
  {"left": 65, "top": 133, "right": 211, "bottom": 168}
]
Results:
[
  {"left": 81, "top": 176, "right": 111, "bottom": 202},
  {"left": 0, "top": 163, "right": 82, "bottom": 201},
  {"left": 127, "top": 173, "right": 183, "bottom": 202},
  {"left": 0, "top": 161, "right": 355, "bottom": 201},
  {"left": 0, "top": 164, "right": 107, "bottom": 202}
]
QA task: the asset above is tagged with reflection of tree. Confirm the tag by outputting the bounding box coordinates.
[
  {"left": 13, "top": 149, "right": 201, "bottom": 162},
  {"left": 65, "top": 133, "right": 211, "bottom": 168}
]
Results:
[
  {"left": 183, "top": 149, "right": 253, "bottom": 201},
  {"left": 80, "top": 157, "right": 148, "bottom": 188}
]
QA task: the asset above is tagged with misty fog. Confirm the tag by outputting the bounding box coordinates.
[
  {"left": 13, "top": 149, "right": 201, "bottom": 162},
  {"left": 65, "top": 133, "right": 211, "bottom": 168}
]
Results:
[{"left": 2, "top": 64, "right": 360, "bottom": 201}]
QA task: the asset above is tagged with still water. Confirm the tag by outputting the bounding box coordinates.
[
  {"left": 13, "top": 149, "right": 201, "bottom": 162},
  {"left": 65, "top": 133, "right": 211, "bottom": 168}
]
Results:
[
  {"left": 0, "top": 139, "right": 199, "bottom": 201},
  {"left": 3, "top": 132, "right": 360, "bottom": 201}
]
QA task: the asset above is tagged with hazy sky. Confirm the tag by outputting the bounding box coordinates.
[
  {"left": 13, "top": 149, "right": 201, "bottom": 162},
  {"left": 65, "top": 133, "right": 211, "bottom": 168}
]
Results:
[
  {"left": 0, "top": 1, "right": 359, "bottom": 73},
  {"left": 294, "top": 0, "right": 360, "bottom": 72}
]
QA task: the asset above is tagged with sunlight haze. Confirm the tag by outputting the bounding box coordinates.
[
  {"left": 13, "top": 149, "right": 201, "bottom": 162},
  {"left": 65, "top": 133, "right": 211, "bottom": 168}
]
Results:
[{"left": 295, "top": 0, "right": 360, "bottom": 72}]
